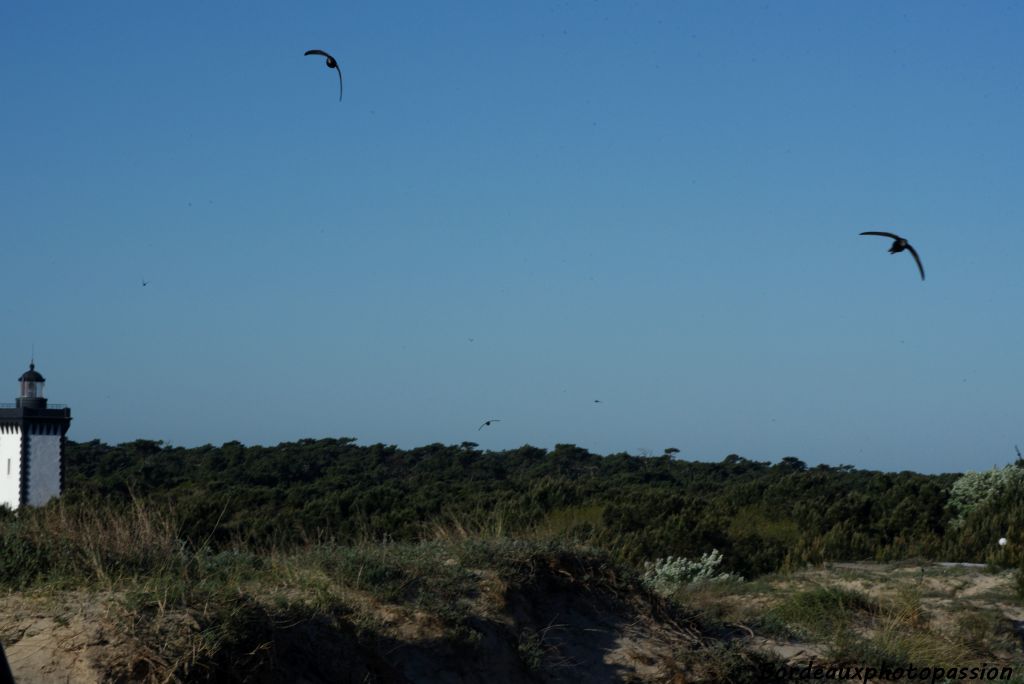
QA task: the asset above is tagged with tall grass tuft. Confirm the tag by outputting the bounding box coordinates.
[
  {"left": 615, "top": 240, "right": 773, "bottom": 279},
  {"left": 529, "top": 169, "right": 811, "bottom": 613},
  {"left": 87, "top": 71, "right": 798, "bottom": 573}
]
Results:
[
  {"left": 419, "top": 507, "right": 509, "bottom": 542},
  {"left": 0, "top": 497, "right": 185, "bottom": 589}
]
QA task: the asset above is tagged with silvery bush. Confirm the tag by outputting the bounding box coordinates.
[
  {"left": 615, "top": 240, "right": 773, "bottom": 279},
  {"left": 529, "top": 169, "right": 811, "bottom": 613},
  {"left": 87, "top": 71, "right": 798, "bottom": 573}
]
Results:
[
  {"left": 947, "top": 465, "right": 1024, "bottom": 529},
  {"left": 641, "top": 549, "right": 740, "bottom": 595}
]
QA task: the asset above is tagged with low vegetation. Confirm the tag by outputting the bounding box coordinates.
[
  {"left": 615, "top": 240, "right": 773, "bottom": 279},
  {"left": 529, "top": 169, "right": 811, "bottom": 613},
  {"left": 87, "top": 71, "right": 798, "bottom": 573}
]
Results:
[
  {"left": 0, "top": 501, "right": 784, "bottom": 681},
  {"left": 0, "top": 439, "right": 1020, "bottom": 680},
  {"left": 61, "top": 439, "right": 1024, "bottom": 573}
]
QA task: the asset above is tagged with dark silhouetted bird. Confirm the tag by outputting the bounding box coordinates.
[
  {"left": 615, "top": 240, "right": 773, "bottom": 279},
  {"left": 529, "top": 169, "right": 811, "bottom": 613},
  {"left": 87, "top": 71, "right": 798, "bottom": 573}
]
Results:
[
  {"left": 304, "top": 49, "right": 343, "bottom": 100},
  {"left": 478, "top": 419, "right": 501, "bottom": 430},
  {"left": 859, "top": 231, "right": 925, "bottom": 281},
  {"left": 142, "top": 279, "right": 149, "bottom": 287}
]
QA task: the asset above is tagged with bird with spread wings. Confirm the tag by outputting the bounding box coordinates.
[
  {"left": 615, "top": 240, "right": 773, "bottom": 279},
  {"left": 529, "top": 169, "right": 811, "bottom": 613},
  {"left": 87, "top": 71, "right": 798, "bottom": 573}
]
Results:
[
  {"left": 860, "top": 231, "right": 925, "bottom": 281},
  {"left": 304, "top": 49, "right": 343, "bottom": 101}
]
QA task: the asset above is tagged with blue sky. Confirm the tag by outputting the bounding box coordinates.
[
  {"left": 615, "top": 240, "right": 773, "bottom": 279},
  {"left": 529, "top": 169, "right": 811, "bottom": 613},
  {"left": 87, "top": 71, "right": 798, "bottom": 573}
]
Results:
[{"left": 2, "top": 1, "right": 1022, "bottom": 474}]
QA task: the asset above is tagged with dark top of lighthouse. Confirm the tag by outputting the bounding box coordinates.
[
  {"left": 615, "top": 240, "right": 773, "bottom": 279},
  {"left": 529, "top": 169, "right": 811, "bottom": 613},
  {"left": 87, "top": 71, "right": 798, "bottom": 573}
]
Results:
[
  {"left": 17, "top": 362, "right": 47, "bottom": 409},
  {"left": 19, "top": 363, "right": 45, "bottom": 383}
]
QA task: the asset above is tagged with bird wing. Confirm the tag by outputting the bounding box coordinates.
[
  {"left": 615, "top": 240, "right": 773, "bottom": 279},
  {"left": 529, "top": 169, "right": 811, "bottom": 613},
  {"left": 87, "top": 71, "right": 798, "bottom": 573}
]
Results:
[
  {"left": 860, "top": 231, "right": 902, "bottom": 240},
  {"left": 334, "top": 65, "right": 343, "bottom": 100},
  {"left": 304, "top": 49, "right": 334, "bottom": 60},
  {"left": 905, "top": 243, "right": 925, "bottom": 280}
]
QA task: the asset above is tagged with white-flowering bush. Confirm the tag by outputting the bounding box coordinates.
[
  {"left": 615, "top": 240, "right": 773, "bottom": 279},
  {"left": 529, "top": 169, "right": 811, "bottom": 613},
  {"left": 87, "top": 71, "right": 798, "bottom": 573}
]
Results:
[
  {"left": 641, "top": 549, "right": 741, "bottom": 595},
  {"left": 947, "top": 465, "right": 1024, "bottom": 529}
]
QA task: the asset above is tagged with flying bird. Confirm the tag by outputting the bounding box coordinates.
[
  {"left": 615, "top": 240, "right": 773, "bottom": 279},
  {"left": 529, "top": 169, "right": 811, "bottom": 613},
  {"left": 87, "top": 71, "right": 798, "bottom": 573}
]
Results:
[
  {"left": 142, "top": 279, "right": 149, "bottom": 287},
  {"left": 304, "top": 49, "right": 343, "bottom": 100},
  {"left": 478, "top": 419, "right": 501, "bottom": 430},
  {"left": 859, "top": 231, "right": 925, "bottom": 281}
]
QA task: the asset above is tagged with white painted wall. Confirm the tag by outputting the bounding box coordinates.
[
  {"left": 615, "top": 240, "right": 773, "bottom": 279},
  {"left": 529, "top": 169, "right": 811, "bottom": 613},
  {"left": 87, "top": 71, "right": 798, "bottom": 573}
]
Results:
[
  {"left": 0, "top": 426, "right": 22, "bottom": 511},
  {"left": 27, "top": 430, "right": 61, "bottom": 507}
]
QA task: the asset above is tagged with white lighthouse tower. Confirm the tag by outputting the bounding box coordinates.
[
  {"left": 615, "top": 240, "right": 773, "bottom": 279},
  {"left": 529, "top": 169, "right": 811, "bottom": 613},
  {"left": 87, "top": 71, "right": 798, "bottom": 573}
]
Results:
[{"left": 0, "top": 362, "right": 72, "bottom": 510}]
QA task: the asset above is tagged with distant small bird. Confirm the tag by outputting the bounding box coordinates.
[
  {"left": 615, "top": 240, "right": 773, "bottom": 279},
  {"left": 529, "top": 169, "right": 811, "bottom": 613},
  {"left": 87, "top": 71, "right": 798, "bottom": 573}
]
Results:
[
  {"left": 594, "top": 400, "right": 602, "bottom": 403},
  {"left": 304, "top": 49, "right": 343, "bottom": 101},
  {"left": 859, "top": 231, "right": 925, "bottom": 281},
  {"left": 142, "top": 279, "right": 149, "bottom": 287},
  {"left": 478, "top": 419, "right": 501, "bottom": 430}
]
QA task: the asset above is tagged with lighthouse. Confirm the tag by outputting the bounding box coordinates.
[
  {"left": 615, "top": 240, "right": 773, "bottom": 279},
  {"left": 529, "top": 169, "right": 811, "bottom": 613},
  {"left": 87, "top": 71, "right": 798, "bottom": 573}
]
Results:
[{"left": 0, "top": 363, "right": 72, "bottom": 510}]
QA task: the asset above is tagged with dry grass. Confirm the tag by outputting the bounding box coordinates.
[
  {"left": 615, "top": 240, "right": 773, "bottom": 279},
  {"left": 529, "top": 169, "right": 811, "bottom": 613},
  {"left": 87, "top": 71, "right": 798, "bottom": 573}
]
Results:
[
  {"left": 2, "top": 501, "right": 1021, "bottom": 681},
  {"left": 694, "top": 561, "right": 1024, "bottom": 672}
]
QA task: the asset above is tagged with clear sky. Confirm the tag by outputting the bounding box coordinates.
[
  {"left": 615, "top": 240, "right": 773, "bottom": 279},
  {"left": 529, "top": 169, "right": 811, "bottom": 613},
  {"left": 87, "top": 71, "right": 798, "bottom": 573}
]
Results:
[{"left": 2, "top": 1, "right": 1022, "bottom": 474}]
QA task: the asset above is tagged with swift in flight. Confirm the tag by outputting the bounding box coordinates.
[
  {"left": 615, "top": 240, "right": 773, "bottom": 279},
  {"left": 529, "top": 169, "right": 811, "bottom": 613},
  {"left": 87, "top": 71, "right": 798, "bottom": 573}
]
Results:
[
  {"left": 304, "top": 49, "right": 343, "bottom": 101},
  {"left": 478, "top": 419, "right": 501, "bottom": 430},
  {"left": 859, "top": 231, "right": 925, "bottom": 281}
]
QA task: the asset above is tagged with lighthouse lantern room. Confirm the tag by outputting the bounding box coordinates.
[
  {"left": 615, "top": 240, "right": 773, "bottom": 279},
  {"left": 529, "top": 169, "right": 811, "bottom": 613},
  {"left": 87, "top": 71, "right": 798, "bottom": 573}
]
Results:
[{"left": 0, "top": 362, "right": 72, "bottom": 510}]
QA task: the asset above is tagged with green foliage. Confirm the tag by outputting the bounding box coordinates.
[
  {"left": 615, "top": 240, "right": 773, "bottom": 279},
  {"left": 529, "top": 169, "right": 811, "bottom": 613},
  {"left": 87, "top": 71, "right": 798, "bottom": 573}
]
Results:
[
  {"left": 2, "top": 479, "right": 1018, "bottom": 682},
  {"left": 55, "top": 438, "right": 976, "bottom": 578},
  {"left": 517, "top": 628, "right": 544, "bottom": 672},
  {"left": 0, "top": 532, "right": 52, "bottom": 589},
  {"left": 943, "top": 466, "right": 1024, "bottom": 563},
  {"left": 765, "top": 587, "right": 878, "bottom": 641},
  {"left": 946, "top": 465, "right": 1024, "bottom": 529}
]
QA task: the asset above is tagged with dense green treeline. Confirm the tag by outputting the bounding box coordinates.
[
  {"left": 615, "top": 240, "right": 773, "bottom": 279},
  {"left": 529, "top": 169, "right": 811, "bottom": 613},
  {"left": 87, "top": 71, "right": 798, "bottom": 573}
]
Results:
[{"left": 60, "top": 438, "right": 1021, "bottom": 577}]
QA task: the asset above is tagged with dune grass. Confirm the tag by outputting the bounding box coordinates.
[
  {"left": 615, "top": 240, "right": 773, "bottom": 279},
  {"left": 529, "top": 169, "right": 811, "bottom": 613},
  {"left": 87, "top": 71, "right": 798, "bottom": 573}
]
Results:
[{"left": 1, "top": 499, "right": 1021, "bottom": 682}]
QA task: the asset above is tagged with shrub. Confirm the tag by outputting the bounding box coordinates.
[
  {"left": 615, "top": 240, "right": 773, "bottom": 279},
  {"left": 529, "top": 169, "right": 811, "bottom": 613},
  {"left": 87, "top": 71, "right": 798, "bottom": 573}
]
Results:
[
  {"left": 641, "top": 549, "right": 740, "bottom": 596},
  {"left": 947, "top": 466, "right": 1024, "bottom": 529}
]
